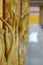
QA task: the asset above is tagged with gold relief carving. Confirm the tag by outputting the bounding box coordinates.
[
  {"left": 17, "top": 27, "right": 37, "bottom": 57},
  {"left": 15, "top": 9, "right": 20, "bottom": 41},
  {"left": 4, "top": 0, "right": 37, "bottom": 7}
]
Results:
[{"left": 0, "top": 0, "right": 30, "bottom": 65}]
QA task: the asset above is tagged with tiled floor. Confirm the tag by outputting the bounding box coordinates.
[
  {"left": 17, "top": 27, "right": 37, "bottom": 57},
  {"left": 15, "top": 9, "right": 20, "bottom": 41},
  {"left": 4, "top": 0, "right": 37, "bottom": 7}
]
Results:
[{"left": 25, "top": 24, "right": 43, "bottom": 65}]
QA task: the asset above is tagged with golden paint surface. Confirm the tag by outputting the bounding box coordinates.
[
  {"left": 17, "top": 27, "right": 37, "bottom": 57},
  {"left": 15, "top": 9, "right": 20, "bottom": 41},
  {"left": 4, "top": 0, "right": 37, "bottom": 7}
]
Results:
[{"left": 0, "top": 0, "right": 2, "bottom": 28}]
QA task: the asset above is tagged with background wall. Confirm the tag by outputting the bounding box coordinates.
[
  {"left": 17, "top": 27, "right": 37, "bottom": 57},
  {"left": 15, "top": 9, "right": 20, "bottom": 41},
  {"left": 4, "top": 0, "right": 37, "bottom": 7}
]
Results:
[{"left": 29, "top": 7, "right": 40, "bottom": 24}]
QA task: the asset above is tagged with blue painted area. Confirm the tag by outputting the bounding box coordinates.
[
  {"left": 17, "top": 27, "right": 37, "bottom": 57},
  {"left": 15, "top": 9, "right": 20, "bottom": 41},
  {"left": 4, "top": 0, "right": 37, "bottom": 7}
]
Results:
[{"left": 25, "top": 24, "right": 43, "bottom": 65}]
